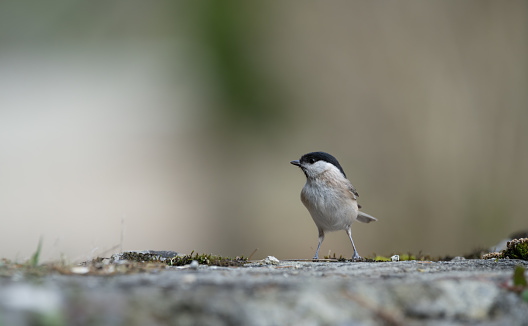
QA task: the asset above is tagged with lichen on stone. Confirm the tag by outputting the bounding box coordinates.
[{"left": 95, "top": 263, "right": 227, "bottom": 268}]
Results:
[
  {"left": 166, "top": 251, "right": 248, "bottom": 267},
  {"left": 115, "top": 250, "right": 248, "bottom": 267}
]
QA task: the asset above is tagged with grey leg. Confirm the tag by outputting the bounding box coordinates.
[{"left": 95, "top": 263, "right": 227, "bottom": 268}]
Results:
[
  {"left": 346, "top": 227, "right": 361, "bottom": 260},
  {"left": 314, "top": 228, "right": 325, "bottom": 259}
]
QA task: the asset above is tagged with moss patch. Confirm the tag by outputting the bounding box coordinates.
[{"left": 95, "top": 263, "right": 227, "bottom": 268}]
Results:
[
  {"left": 483, "top": 238, "right": 528, "bottom": 261},
  {"left": 502, "top": 238, "right": 528, "bottom": 260}
]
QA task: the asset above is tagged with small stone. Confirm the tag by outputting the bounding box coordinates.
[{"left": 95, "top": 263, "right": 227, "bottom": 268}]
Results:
[
  {"left": 189, "top": 260, "right": 199, "bottom": 269},
  {"left": 263, "top": 256, "right": 280, "bottom": 265},
  {"left": 451, "top": 256, "right": 466, "bottom": 261},
  {"left": 71, "top": 266, "right": 90, "bottom": 274}
]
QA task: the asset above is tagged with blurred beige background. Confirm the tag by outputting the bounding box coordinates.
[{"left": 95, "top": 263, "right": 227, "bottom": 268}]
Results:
[{"left": 1, "top": 1, "right": 527, "bottom": 262}]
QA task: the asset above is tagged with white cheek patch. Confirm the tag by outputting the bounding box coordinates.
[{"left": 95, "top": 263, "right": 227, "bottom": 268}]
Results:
[{"left": 308, "top": 161, "right": 335, "bottom": 176}]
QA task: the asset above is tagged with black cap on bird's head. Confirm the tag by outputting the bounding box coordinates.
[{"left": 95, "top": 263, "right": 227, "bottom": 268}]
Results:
[{"left": 290, "top": 151, "right": 347, "bottom": 178}]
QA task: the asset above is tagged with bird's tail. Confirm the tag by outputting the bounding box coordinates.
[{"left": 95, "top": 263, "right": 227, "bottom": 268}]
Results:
[{"left": 356, "top": 211, "right": 377, "bottom": 223}]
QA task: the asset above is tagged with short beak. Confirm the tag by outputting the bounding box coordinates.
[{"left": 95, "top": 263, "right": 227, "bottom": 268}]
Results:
[{"left": 290, "top": 160, "right": 301, "bottom": 167}]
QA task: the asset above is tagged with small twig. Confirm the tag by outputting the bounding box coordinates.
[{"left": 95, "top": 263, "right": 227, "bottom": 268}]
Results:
[
  {"left": 248, "top": 248, "right": 259, "bottom": 260},
  {"left": 120, "top": 216, "right": 126, "bottom": 253}
]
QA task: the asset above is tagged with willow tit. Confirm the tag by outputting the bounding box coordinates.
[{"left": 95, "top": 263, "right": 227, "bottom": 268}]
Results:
[{"left": 290, "top": 151, "right": 377, "bottom": 260}]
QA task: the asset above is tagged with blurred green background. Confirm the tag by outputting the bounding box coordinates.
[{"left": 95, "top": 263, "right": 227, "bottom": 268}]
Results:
[{"left": 1, "top": 1, "right": 527, "bottom": 262}]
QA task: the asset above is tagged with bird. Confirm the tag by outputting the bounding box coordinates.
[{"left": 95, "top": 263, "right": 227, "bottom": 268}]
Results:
[{"left": 290, "top": 151, "right": 377, "bottom": 260}]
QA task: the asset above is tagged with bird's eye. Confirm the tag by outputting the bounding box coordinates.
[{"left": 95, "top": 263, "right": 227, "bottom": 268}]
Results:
[{"left": 309, "top": 158, "right": 315, "bottom": 164}]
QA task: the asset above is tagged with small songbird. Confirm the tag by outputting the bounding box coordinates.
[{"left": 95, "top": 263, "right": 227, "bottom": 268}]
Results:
[{"left": 290, "top": 151, "right": 377, "bottom": 260}]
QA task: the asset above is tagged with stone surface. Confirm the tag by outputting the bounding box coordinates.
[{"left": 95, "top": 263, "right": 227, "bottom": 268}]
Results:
[{"left": 1, "top": 259, "right": 527, "bottom": 325}]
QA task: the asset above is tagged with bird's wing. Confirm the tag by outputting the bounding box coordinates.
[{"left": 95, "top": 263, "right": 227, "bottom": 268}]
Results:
[
  {"left": 344, "top": 180, "right": 363, "bottom": 208},
  {"left": 346, "top": 180, "right": 359, "bottom": 200}
]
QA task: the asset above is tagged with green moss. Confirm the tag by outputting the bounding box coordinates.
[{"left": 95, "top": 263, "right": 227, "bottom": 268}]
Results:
[
  {"left": 399, "top": 254, "right": 416, "bottom": 261},
  {"left": 501, "top": 238, "right": 528, "bottom": 260},
  {"left": 373, "top": 256, "right": 391, "bottom": 262}
]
